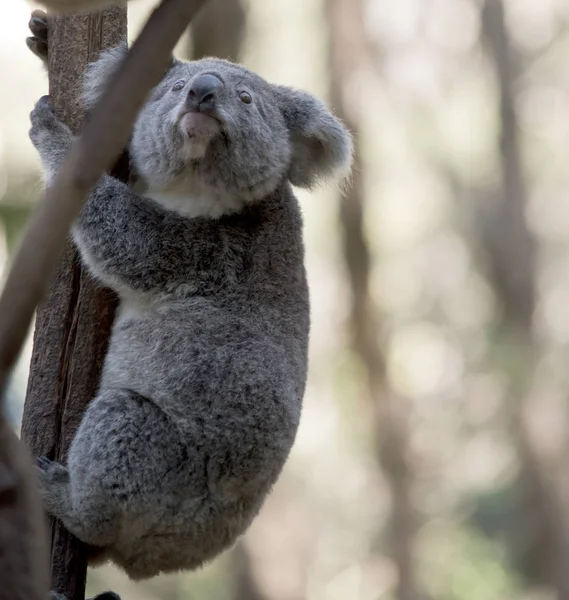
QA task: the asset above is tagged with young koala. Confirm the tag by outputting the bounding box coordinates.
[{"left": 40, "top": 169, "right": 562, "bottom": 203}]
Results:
[{"left": 27, "top": 12, "right": 352, "bottom": 599}]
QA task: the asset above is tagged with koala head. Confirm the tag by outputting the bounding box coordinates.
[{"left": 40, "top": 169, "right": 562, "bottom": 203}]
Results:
[{"left": 84, "top": 46, "right": 353, "bottom": 217}]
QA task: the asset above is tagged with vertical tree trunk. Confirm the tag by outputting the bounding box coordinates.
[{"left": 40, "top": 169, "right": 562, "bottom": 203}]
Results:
[
  {"left": 326, "top": 1, "right": 418, "bottom": 598},
  {"left": 21, "top": 9, "right": 128, "bottom": 600},
  {"left": 186, "top": 0, "right": 246, "bottom": 61},
  {"left": 0, "top": 415, "right": 49, "bottom": 600},
  {"left": 481, "top": 1, "right": 569, "bottom": 597}
]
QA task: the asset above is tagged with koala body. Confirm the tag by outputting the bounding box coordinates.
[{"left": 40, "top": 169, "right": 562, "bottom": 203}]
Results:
[{"left": 30, "top": 39, "right": 351, "bottom": 585}]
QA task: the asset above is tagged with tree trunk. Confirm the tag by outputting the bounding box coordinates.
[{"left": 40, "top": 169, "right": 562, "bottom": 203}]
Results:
[
  {"left": 481, "top": 1, "right": 569, "bottom": 597},
  {"left": 0, "top": 414, "right": 49, "bottom": 600},
  {"left": 326, "top": 1, "right": 419, "bottom": 598},
  {"left": 186, "top": 0, "right": 246, "bottom": 61},
  {"left": 21, "top": 9, "right": 128, "bottom": 600}
]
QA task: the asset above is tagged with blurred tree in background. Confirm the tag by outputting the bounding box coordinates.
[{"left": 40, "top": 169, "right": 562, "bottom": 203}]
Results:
[{"left": 3, "top": 0, "right": 569, "bottom": 598}]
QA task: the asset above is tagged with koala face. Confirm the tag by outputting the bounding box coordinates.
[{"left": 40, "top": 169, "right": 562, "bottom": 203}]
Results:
[
  {"left": 131, "top": 59, "right": 291, "bottom": 202},
  {"left": 84, "top": 48, "right": 352, "bottom": 217}
]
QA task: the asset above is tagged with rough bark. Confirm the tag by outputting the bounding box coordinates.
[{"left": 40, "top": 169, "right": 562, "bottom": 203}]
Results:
[
  {"left": 326, "top": 1, "right": 418, "bottom": 598},
  {"left": 0, "top": 415, "right": 49, "bottom": 600},
  {"left": 21, "top": 9, "right": 127, "bottom": 600},
  {"left": 481, "top": 1, "right": 569, "bottom": 596}
]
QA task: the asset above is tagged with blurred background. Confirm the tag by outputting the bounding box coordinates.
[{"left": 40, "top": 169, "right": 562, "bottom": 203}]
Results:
[{"left": 2, "top": 0, "right": 569, "bottom": 598}]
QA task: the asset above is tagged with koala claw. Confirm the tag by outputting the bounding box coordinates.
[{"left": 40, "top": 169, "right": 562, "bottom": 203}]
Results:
[
  {"left": 26, "top": 36, "right": 48, "bottom": 60},
  {"left": 30, "top": 10, "right": 48, "bottom": 35},
  {"left": 36, "top": 455, "right": 68, "bottom": 482},
  {"left": 37, "top": 94, "right": 53, "bottom": 111},
  {"left": 36, "top": 455, "right": 52, "bottom": 471},
  {"left": 29, "top": 95, "right": 57, "bottom": 130},
  {"left": 29, "top": 95, "right": 73, "bottom": 165},
  {"left": 27, "top": 10, "right": 48, "bottom": 62}
]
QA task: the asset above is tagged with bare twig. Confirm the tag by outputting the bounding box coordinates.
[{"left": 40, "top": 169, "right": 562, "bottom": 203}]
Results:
[{"left": 0, "top": 0, "right": 208, "bottom": 396}]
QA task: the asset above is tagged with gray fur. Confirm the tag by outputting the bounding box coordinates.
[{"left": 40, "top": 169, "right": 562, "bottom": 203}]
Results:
[{"left": 29, "top": 47, "right": 352, "bottom": 582}]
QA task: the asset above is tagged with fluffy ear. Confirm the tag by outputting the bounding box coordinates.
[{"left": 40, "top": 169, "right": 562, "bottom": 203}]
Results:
[
  {"left": 83, "top": 44, "right": 180, "bottom": 111},
  {"left": 82, "top": 43, "right": 129, "bottom": 111},
  {"left": 276, "top": 86, "right": 353, "bottom": 188}
]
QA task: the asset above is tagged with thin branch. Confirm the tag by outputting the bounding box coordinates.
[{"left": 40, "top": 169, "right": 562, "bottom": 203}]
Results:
[{"left": 0, "top": 0, "right": 209, "bottom": 396}]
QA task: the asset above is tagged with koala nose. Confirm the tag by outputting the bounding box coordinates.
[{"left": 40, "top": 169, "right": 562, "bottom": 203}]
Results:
[{"left": 187, "top": 74, "right": 223, "bottom": 110}]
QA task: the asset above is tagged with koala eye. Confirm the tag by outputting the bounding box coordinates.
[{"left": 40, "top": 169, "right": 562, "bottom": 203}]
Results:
[
  {"left": 239, "top": 91, "right": 252, "bottom": 105},
  {"left": 172, "top": 80, "right": 186, "bottom": 92}
]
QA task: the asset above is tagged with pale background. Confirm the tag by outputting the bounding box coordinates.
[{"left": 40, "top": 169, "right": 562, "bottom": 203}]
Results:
[{"left": 2, "top": 1, "right": 569, "bottom": 599}]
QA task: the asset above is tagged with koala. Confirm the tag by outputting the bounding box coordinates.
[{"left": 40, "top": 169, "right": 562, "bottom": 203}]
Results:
[{"left": 27, "top": 11, "right": 352, "bottom": 600}]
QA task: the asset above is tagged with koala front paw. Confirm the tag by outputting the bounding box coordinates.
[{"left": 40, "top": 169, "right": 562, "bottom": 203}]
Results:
[
  {"left": 29, "top": 96, "right": 73, "bottom": 178},
  {"left": 26, "top": 10, "right": 48, "bottom": 63},
  {"left": 29, "top": 95, "right": 69, "bottom": 146}
]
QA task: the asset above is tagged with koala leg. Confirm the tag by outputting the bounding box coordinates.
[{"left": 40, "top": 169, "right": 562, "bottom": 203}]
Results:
[{"left": 38, "top": 387, "right": 189, "bottom": 557}]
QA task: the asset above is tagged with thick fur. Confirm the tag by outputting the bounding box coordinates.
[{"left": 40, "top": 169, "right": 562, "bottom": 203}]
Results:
[{"left": 29, "top": 33, "right": 352, "bottom": 586}]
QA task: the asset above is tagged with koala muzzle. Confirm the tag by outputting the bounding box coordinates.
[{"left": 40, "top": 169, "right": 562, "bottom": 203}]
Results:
[{"left": 187, "top": 74, "right": 224, "bottom": 112}]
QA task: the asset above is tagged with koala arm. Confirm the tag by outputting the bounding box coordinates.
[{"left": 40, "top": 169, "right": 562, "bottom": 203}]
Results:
[
  {"left": 29, "top": 96, "right": 204, "bottom": 294},
  {"left": 72, "top": 175, "right": 191, "bottom": 292}
]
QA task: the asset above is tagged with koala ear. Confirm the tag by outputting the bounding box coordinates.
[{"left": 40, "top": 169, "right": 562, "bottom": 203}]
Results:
[
  {"left": 83, "top": 45, "right": 181, "bottom": 111},
  {"left": 83, "top": 43, "right": 129, "bottom": 111},
  {"left": 276, "top": 86, "right": 353, "bottom": 188}
]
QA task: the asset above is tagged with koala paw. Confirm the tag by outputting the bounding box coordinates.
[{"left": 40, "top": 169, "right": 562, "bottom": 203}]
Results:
[
  {"left": 26, "top": 10, "right": 48, "bottom": 63},
  {"left": 35, "top": 456, "right": 70, "bottom": 517},
  {"left": 29, "top": 95, "right": 68, "bottom": 143},
  {"left": 29, "top": 96, "right": 73, "bottom": 175},
  {"left": 36, "top": 455, "right": 68, "bottom": 482}
]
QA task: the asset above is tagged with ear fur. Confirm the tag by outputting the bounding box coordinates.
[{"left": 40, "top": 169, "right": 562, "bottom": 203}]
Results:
[
  {"left": 82, "top": 43, "right": 129, "bottom": 111},
  {"left": 276, "top": 86, "right": 353, "bottom": 188}
]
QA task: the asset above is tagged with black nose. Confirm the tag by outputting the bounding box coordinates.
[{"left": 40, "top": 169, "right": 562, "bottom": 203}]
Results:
[{"left": 187, "top": 74, "right": 223, "bottom": 110}]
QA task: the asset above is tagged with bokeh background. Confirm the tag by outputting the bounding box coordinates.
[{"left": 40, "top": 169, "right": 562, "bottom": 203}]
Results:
[{"left": 2, "top": 0, "right": 569, "bottom": 598}]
